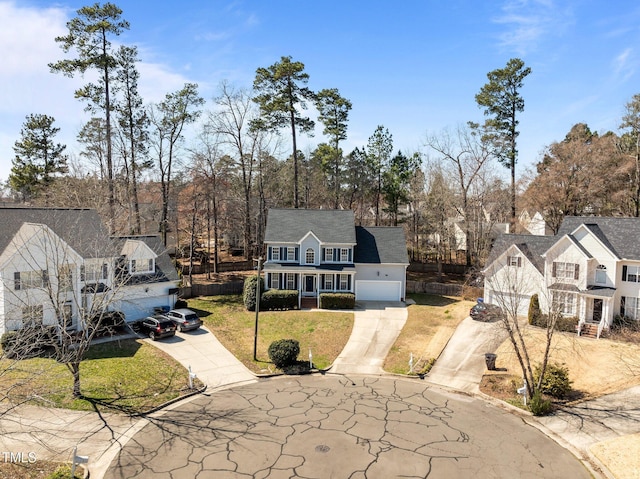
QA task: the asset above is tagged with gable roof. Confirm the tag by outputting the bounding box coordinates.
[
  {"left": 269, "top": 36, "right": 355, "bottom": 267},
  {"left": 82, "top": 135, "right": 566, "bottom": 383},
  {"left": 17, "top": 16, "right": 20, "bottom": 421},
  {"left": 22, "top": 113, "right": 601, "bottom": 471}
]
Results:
[
  {"left": 113, "top": 235, "right": 179, "bottom": 284},
  {"left": 557, "top": 216, "right": 640, "bottom": 260},
  {"left": 354, "top": 226, "right": 409, "bottom": 264},
  {"left": 485, "top": 234, "right": 555, "bottom": 273},
  {"left": 264, "top": 209, "right": 357, "bottom": 244}
]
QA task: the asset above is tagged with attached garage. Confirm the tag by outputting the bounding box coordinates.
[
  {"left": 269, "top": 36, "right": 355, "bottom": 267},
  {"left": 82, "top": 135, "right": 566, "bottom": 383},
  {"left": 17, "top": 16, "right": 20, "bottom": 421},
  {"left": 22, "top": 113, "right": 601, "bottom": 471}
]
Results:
[{"left": 355, "top": 280, "right": 402, "bottom": 302}]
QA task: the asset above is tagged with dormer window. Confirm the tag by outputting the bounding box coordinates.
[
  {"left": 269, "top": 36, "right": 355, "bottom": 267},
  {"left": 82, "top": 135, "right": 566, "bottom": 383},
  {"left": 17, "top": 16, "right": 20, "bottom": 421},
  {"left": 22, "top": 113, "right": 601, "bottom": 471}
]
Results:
[
  {"left": 341, "top": 248, "right": 349, "bottom": 262},
  {"left": 324, "top": 248, "right": 334, "bottom": 262},
  {"left": 130, "top": 258, "right": 154, "bottom": 275},
  {"left": 271, "top": 248, "right": 280, "bottom": 261},
  {"left": 287, "top": 247, "right": 296, "bottom": 261}
]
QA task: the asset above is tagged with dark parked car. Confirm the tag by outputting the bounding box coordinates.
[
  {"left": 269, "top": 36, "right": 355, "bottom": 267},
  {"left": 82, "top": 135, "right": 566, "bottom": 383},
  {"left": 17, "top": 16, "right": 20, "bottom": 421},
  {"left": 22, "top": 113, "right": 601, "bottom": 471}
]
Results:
[
  {"left": 470, "top": 303, "right": 503, "bottom": 322},
  {"left": 138, "top": 316, "right": 176, "bottom": 340},
  {"left": 161, "top": 308, "right": 202, "bottom": 332}
]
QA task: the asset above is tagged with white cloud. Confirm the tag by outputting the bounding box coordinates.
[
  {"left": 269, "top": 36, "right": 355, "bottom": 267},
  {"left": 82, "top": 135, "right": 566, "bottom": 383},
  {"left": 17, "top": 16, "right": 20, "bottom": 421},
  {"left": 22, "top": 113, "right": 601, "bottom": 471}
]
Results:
[
  {"left": 612, "top": 47, "right": 636, "bottom": 83},
  {"left": 493, "top": 0, "right": 572, "bottom": 56}
]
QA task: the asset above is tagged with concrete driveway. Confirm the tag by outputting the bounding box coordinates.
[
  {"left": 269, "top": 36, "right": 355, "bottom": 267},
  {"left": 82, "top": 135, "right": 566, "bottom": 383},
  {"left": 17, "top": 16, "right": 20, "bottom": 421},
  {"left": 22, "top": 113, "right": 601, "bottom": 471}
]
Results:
[
  {"left": 330, "top": 301, "right": 407, "bottom": 374},
  {"left": 427, "top": 316, "right": 508, "bottom": 393},
  {"left": 141, "top": 326, "right": 256, "bottom": 388}
]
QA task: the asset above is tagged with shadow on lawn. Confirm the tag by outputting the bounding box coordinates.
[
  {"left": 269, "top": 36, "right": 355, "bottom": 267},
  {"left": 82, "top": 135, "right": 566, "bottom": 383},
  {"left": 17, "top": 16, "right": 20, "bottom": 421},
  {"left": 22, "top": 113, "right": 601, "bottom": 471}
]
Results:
[{"left": 408, "top": 293, "right": 460, "bottom": 307}]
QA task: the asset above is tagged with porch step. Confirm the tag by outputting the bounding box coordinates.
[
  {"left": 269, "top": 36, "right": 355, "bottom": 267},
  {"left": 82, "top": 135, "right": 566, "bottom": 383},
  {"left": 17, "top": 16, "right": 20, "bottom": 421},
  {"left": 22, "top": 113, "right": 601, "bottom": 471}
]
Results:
[
  {"left": 580, "top": 323, "right": 599, "bottom": 339},
  {"left": 300, "top": 297, "right": 317, "bottom": 309}
]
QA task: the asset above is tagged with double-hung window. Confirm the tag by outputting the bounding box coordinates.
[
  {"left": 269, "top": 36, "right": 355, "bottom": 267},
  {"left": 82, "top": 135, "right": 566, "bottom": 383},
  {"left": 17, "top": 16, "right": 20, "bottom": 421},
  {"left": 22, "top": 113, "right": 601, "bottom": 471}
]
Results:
[
  {"left": 339, "top": 274, "right": 348, "bottom": 290},
  {"left": 270, "top": 273, "right": 279, "bottom": 289},
  {"left": 623, "top": 265, "right": 640, "bottom": 282},
  {"left": 324, "top": 248, "right": 334, "bottom": 262},
  {"left": 552, "top": 291, "right": 576, "bottom": 315},
  {"left": 340, "top": 248, "right": 349, "bottom": 262},
  {"left": 507, "top": 255, "right": 521, "bottom": 267},
  {"left": 325, "top": 275, "right": 333, "bottom": 290},
  {"left": 14, "top": 270, "right": 48, "bottom": 290},
  {"left": 286, "top": 273, "right": 295, "bottom": 289},
  {"left": 553, "top": 262, "right": 579, "bottom": 280},
  {"left": 621, "top": 296, "right": 640, "bottom": 320},
  {"left": 271, "top": 248, "right": 280, "bottom": 261},
  {"left": 287, "top": 247, "right": 295, "bottom": 261}
]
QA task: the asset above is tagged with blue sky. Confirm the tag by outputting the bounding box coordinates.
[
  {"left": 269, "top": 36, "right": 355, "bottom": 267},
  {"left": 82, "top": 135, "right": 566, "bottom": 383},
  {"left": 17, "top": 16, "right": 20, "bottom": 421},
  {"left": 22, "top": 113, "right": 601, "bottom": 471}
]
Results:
[{"left": 1, "top": 0, "right": 640, "bottom": 184}]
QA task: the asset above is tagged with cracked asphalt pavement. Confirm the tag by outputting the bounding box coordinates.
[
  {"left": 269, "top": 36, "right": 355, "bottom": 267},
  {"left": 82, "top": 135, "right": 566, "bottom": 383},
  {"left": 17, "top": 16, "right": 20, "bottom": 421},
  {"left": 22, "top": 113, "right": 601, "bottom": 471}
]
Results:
[{"left": 105, "top": 375, "right": 591, "bottom": 479}]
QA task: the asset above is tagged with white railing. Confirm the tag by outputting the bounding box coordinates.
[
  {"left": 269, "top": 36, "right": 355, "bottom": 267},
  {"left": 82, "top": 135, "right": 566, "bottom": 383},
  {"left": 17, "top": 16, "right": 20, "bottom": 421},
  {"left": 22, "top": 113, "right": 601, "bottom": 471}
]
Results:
[
  {"left": 597, "top": 320, "right": 605, "bottom": 339},
  {"left": 577, "top": 318, "right": 585, "bottom": 336}
]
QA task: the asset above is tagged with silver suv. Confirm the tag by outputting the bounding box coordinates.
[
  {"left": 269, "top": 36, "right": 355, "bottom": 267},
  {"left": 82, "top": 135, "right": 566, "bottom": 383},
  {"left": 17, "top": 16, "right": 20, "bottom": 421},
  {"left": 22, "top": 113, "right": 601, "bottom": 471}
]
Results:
[{"left": 163, "top": 308, "right": 202, "bottom": 332}]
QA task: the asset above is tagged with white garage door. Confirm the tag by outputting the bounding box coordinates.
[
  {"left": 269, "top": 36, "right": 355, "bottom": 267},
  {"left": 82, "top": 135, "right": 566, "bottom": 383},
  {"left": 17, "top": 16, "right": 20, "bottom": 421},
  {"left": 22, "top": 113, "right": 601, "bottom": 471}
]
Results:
[
  {"left": 488, "top": 291, "right": 531, "bottom": 317},
  {"left": 355, "top": 280, "right": 402, "bottom": 301}
]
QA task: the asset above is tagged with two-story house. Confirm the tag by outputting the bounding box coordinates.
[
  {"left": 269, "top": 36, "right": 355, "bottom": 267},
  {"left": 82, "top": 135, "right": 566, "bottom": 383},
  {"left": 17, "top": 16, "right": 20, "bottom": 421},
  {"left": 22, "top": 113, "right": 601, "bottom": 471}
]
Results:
[
  {"left": 263, "top": 209, "right": 409, "bottom": 306},
  {"left": 0, "top": 208, "right": 179, "bottom": 336},
  {"left": 483, "top": 216, "right": 640, "bottom": 338}
]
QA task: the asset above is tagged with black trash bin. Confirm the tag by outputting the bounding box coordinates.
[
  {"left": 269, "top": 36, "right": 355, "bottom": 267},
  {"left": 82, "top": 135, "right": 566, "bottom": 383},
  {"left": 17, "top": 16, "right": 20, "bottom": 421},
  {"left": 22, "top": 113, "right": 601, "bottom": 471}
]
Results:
[{"left": 485, "top": 353, "right": 497, "bottom": 370}]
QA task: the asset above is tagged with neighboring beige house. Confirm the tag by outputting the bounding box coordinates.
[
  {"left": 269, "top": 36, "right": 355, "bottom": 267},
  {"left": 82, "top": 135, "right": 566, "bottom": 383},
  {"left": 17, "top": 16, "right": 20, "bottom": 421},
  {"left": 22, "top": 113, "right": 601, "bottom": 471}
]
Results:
[
  {"left": 484, "top": 216, "right": 640, "bottom": 338},
  {"left": 0, "top": 208, "right": 179, "bottom": 336}
]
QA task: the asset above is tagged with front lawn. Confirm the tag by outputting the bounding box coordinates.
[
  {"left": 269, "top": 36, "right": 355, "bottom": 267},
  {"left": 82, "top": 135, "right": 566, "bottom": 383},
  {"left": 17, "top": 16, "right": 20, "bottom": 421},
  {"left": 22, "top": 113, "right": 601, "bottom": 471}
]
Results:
[
  {"left": 187, "top": 295, "right": 354, "bottom": 373},
  {"left": 384, "top": 294, "right": 474, "bottom": 375},
  {"left": 0, "top": 340, "right": 198, "bottom": 413}
]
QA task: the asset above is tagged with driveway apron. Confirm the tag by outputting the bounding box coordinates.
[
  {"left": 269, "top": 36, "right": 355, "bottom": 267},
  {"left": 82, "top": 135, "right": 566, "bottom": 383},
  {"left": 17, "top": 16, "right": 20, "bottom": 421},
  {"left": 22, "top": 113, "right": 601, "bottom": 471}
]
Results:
[{"left": 331, "top": 301, "right": 408, "bottom": 375}]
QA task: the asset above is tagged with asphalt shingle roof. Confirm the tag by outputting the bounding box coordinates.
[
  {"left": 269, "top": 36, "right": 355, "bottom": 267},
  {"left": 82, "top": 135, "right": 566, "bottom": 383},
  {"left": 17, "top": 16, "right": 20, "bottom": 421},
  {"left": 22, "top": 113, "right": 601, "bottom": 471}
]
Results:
[
  {"left": 557, "top": 216, "right": 640, "bottom": 259},
  {"left": 354, "top": 226, "right": 409, "bottom": 264},
  {"left": 485, "top": 234, "right": 555, "bottom": 273},
  {"left": 264, "top": 209, "right": 357, "bottom": 244},
  {"left": 0, "top": 207, "right": 116, "bottom": 258}
]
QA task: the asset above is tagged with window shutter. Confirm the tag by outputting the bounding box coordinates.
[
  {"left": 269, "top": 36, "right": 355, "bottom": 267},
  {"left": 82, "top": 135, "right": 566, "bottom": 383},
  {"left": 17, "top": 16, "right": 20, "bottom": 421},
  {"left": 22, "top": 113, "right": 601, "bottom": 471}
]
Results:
[
  {"left": 280, "top": 247, "right": 285, "bottom": 260},
  {"left": 623, "top": 265, "right": 628, "bottom": 281},
  {"left": 268, "top": 247, "right": 272, "bottom": 260},
  {"left": 103, "top": 263, "right": 109, "bottom": 279},
  {"left": 574, "top": 264, "right": 580, "bottom": 280},
  {"left": 507, "top": 255, "right": 511, "bottom": 265},
  {"left": 42, "top": 270, "right": 49, "bottom": 287},
  {"left": 333, "top": 249, "right": 338, "bottom": 262},
  {"left": 80, "top": 265, "right": 86, "bottom": 281},
  {"left": 348, "top": 275, "right": 352, "bottom": 290},
  {"left": 552, "top": 262, "right": 557, "bottom": 277},
  {"left": 295, "top": 247, "right": 299, "bottom": 261},
  {"left": 14, "top": 272, "right": 20, "bottom": 290},
  {"left": 517, "top": 257, "right": 522, "bottom": 267},
  {"left": 349, "top": 249, "right": 352, "bottom": 262},
  {"left": 621, "top": 296, "right": 626, "bottom": 316}
]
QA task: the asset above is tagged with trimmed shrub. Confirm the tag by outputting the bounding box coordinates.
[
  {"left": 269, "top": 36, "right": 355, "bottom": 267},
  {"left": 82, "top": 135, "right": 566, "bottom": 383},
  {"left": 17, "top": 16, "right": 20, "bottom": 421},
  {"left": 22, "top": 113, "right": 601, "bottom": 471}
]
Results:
[
  {"left": 535, "top": 362, "right": 572, "bottom": 399},
  {"left": 528, "top": 294, "right": 541, "bottom": 325},
  {"left": 555, "top": 315, "right": 579, "bottom": 333},
  {"left": 268, "top": 339, "right": 300, "bottom": 368},
  {"left": 529, "top": 390, "right": 553, "bottom": 416},
  {"left": 261, "top": 289, "right": 299, "bottom": 310},
  {"left": 0, "top": 331, "right": 17, "bottom": 356},
  {"left": 319, "top": 292, "right": 355, "bottom": 309},
  {"left": 243, "top": 275, "right": 264, "bottom": 311}
]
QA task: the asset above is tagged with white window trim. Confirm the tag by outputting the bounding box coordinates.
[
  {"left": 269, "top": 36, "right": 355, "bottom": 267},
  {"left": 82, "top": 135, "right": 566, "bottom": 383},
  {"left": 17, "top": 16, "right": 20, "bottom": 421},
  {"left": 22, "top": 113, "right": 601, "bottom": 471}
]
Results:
[
  {"left": 270, "top": 273, "right": 279, "bottom": 289},
  {"left": 286, "top": 273, "right": 295, "bottom": 289},
  {"left": 130, "top": 258, "right": 154, "bottom": 275},
  {"left": 306, "top": 248, "right": 315, "bottom": 265},
  {"left": 325, "top": 274, "right": 333, "bottom": 290},
  {"left": 271, "top": 247, "right": 280, "bottom": 261},
  {"left": 324, "top": 247, "right": 334, "bottom": 262},
  {"left": 287, "top": 247, "right": 295, "bottom": 261},
  {"left": 339, "top": 274, "right": 348, "bottom": 290}
]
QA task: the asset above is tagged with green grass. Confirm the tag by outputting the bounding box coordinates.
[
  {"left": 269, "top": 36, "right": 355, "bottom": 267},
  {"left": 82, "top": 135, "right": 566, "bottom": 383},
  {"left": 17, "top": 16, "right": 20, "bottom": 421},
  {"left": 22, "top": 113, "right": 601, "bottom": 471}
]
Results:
[
  {"left": 384, "top": 293, "right": 474, "bottom": 375},
  {"left": 188, "top": 295, "right": 354, "bottom": 373},
  {"left": 0, "top": 340, "right": 197, "bottom": 413}
]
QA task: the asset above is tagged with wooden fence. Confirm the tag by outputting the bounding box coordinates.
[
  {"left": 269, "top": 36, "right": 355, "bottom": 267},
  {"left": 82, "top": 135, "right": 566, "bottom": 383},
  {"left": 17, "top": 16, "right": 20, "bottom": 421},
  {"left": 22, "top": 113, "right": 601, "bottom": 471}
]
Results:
[{"left": 181, "top": 280, "right": 481, "bottom": 300}]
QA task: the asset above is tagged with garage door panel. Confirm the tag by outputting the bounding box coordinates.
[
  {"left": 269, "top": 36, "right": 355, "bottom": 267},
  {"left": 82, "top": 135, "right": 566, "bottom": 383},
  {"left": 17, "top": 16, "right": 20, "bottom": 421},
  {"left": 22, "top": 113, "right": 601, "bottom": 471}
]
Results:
[{"left": 355, "top": 281, "right": 401, "bottom": 301}]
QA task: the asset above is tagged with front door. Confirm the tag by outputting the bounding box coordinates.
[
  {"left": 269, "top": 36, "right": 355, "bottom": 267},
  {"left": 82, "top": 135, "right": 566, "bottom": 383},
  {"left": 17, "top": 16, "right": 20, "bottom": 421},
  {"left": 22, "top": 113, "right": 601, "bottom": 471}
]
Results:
[
  {"left": 593, "top": 298, "right": 603, "bottom": 322},
  {"left": 304, "top": 275, "right": 315, "bottom": 296}
]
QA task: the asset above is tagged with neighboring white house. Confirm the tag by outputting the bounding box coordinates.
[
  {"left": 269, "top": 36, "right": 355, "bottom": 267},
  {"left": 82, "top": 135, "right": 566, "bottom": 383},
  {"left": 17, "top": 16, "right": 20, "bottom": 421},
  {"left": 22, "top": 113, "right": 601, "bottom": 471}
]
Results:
[
  {"left": 0, "top": 208, "right": 179, "bottom": 336},
  {"left": 263, "top": 209, "right": 409, "bottom": 305},
  {"left": 484, "top": 216, "right": 640, "bottom": 338}
]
